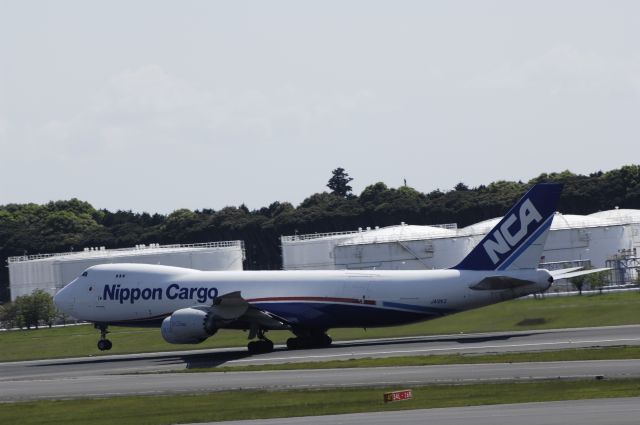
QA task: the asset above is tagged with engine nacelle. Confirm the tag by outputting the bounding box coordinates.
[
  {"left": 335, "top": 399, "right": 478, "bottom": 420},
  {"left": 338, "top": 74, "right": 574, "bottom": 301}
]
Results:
[{"left": 160, "top": 307, "right": 217, "bottom": 344}]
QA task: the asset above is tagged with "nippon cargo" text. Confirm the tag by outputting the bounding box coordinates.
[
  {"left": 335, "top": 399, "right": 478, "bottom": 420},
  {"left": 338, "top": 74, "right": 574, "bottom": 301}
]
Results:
[{"left": 103, "top": 284, "right": 219, "bottom": 304}]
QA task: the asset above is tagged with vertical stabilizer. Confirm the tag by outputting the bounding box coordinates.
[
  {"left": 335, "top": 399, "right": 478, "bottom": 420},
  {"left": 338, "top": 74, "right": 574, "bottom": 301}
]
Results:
[{"left": 453, "top": 183, "right": 563, "bottom": 271}]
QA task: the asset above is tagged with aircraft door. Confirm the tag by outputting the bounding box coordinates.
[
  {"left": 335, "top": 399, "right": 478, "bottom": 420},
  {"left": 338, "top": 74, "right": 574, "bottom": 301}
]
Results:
[{"left": 93, "top": 278, "right": 105, "bottom": 310}]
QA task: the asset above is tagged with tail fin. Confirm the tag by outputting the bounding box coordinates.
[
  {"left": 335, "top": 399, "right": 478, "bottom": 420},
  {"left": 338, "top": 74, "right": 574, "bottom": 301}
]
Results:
[{"left": 453, "top": 183, "right": 563, "bottom": 271}]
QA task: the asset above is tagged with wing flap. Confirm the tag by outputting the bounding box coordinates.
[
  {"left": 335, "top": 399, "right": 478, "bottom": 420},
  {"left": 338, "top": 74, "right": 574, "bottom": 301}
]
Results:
[
  {"left": 242, "top": 307, "right": 290, "bottom": 330},
  {"left": 206, "top": 291, "right": 290, "bottom": 330},
  {"left": 210, "top": 291, "right": 249, "bottom": 319}
]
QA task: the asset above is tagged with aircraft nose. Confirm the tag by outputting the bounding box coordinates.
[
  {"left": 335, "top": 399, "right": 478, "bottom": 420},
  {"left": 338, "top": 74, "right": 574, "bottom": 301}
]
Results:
[
  {"left": 53, "top": 289, "right": 64, "bottom": 310},
  {"left": 53, "top": 286, "right": 73, "bottom": 313}
]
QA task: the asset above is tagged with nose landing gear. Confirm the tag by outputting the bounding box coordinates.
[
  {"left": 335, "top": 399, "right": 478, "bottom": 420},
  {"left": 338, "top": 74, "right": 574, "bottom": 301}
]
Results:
[{"left": 95, "top": 323, "right": 113, "bottom": 351}]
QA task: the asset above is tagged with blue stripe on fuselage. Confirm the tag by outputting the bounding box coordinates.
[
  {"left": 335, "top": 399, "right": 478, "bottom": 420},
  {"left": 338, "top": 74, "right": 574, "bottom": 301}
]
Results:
[
  {"left": 252, "top": 302, "right": 447, "bottom": 328},
  {"left": 382, "top": 301, "right": 455, "bottom": 315}
]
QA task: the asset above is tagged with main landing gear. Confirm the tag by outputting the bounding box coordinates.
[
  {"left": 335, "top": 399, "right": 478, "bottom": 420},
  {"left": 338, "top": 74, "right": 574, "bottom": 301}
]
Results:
[
  {"left": 247, "top": 329, "right": 274, "bottom": 355},
  {"left": 286, "top": 331, "right": 332, "bottom": 350},
  {"left": 96, "top": 323, "right": 113, "bottom": 351}
]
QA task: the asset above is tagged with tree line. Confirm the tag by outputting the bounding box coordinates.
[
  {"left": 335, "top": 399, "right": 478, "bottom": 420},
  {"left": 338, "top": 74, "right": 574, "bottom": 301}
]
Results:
[
  {"left": 1, "top": 165, "right": 640, "bottom": 302},
  {"left": 0, "top": 289, "right": 57, "bottom": 329}
]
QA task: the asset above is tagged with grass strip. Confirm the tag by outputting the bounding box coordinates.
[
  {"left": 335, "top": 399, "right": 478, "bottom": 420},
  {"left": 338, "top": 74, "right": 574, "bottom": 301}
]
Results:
[
  {"left": 180, "top": 345, "right": 640, "bottom": 373},
  {"left": 1, "top": 291, "right": 639, "bottom": 362},
  {"left": 1, "top": 379, "right": 640, "bottom": 425}
]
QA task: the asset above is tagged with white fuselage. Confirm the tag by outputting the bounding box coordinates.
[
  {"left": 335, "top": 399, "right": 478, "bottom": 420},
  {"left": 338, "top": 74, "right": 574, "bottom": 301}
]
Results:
[{"left": 54, "top": 263, "right": 552, "bottom": 330}]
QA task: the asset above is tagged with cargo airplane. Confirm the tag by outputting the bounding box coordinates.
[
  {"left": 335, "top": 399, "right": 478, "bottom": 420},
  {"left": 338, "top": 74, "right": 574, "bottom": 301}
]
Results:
[{"left": 53, "top": 183, "right": 605, "bottom": 354}]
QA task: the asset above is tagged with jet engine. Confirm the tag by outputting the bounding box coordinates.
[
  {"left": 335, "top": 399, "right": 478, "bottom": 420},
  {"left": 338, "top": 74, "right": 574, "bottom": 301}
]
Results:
[{"left": 160, "top": 307, "right": 218, "bottom": 344}]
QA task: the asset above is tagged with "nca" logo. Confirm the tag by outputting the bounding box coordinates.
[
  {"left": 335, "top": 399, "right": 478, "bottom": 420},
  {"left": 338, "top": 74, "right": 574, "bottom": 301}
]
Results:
[{"left": 483, "top": 199, "right": 543, "bottom": 264}]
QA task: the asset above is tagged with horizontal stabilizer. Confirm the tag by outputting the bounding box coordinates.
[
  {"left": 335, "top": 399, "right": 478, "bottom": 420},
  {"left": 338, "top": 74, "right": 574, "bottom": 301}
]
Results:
[
  {"left": 548, "top": 267, "right": 585, "bottom": 276},
  {"left": 552, "top": 268, "right": 611, "bottom": 280}
]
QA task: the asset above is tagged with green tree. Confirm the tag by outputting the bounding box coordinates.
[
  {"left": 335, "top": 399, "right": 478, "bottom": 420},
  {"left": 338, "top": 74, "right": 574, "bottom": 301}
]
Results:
[
  {"left": 0, "top": 302, "right": 23, "bottom": 329},
  {"left": 12, "top": 290, "right": 57, "bottom": 329},
  {"left": 570, "top": 275, "right": 586, "bottom": 295},
  {"left": 327, "top": 167, "right": 354, "bottom": 198},
  {"left": 2, "top": 163, "right": 640, "bottom": 295},
  {"left": 359, "top": 182, "right": 389, "bottom": 207},
  {"left": 14, "top": 295, "right": 37, "bottom": 329},
  {"left": 32, "top": 289, "right": 57, "bottom": 327},
  {"left": 586, "top": 271, "right": 608, "bottom": 295}
]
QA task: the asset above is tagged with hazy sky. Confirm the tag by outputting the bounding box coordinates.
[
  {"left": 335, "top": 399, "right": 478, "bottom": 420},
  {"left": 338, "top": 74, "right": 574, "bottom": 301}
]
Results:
[{"left": 1, "top": 1, "right": 638, "bottom": 214}]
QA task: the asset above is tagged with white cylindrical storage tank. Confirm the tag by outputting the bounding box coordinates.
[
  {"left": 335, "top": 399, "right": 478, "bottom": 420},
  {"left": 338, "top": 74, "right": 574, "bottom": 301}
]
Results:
[
  {"left": 280, "top": 211, "right": 639, "bottom": 274},
  {"left": 589, "top": 209, "right": 640, "bottom": 252},
  {"left": 8, "top": 258, "right": 58, "bottom": 300},
  {"left": 281, "top": 232, "right": 358, "bottom": 270},
  {"left": 8, "top": 241, "right": 245, "bottom": 301},
  {"left": 334, "top": 225, "right": 464, "bottom": 270},
  {"left": 542, "top": 214, "right": 632, "bottom": 268},
  {"left": 189, "top": 244, "right": 244, "bottom": 271}
]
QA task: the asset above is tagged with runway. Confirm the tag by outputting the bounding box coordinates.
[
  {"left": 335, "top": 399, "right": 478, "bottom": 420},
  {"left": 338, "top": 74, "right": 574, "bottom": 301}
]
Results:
[
  {"left": 0, "top": 325, "right": 639, "bottom": 402},
  {"left": 195, "top": 397, "right": 640, "bottom": 425},
  {"left": 2, "top": 324, "right": 639, "bottom": 381},
  {"left": 1, "top": 360, "right": 640, "bottom": 401}
]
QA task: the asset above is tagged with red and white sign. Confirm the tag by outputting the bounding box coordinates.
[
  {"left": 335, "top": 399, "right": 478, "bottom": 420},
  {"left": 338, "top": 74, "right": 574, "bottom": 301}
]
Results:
[{"left": 383, "top": 389, "right": 413, "bottom": 403}]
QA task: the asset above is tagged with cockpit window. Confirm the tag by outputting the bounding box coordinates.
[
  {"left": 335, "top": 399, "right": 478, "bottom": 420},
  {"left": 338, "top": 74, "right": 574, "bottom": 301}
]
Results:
[{"left": 82, "top": 271, "right": 88, "bottom": 277}]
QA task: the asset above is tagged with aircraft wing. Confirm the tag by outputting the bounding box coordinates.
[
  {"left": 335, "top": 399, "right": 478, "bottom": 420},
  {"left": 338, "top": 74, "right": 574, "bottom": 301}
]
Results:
[{"left": 206, "top": 291, "right": 290, "bottom": 330}]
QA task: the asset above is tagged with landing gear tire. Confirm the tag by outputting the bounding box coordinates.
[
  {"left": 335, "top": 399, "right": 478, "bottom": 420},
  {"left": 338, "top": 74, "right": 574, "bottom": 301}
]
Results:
[
  {"left": 248, "top": 339, "right": 274, "bottom": 355},
  {"left": 286, "top": 337, "right": 301, "bottom": 350},
  {"left": 286, "top": 333, "right": 332, "bottom": 350},
  {"left": 319, "top": 334, "right": 332, "bottom": 347},
  {"left": 97, "top": 339, "right": 112, "bottom": 351},
  {"left": 96, "top": 323, "right": 112, "bottom": 351}
]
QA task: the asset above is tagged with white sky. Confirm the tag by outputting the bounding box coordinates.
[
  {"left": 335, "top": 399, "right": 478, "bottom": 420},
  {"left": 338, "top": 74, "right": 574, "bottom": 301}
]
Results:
[{"left": 1, "top": 1, "right": 638, "bottom": 214}]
